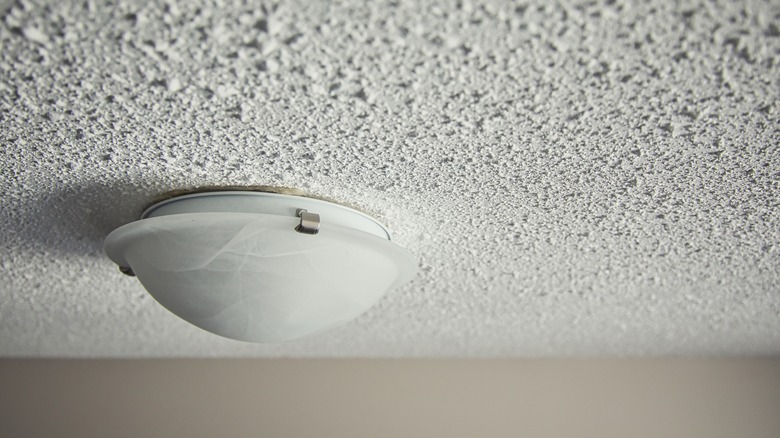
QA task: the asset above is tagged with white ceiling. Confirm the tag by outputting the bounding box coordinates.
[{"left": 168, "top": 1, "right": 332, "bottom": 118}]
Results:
[{"left": 1, "top": 0, "right": 778, "bottom": 357}]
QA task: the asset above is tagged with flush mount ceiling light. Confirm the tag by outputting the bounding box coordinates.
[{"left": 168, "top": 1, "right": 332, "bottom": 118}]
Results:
[{"left": 104, "top": 191, "right": 417, "bottom": 343}]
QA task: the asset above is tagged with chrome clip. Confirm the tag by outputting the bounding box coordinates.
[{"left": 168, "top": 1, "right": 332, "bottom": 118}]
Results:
[{"left": 295, "top": 209, "right": 320, "bottom": 235}]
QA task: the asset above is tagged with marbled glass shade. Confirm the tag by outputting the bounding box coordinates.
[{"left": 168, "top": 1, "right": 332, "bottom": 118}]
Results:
[{"left": 105, "top": 193, "right": 417, "bottom": 342}]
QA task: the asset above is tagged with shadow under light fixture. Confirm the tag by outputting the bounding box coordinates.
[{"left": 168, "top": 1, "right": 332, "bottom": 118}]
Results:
[{"left": 104, "top": 191, "right": 417, "bottom": 343}]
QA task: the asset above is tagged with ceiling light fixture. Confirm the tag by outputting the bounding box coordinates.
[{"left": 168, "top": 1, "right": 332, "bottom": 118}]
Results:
[{"left": 104, "top": 191, "right": 417, "bottom": 342}]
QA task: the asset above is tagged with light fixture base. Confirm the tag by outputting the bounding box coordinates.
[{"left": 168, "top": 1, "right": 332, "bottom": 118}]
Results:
[{"left": 142, "top": 191, "right": 391, "bottom": 240}]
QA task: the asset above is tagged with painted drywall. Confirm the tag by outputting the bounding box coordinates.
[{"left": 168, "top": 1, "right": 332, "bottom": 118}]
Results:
[
  {"left": 0, "top": 0, "right": 778, "bottom": 357},
  {"left": 2, "top": 359, "right": 780, "bottom": 438}
]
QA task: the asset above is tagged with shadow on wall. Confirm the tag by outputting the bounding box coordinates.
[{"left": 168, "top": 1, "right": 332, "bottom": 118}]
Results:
[
  {"left": 5, "top": 181, "right": 314, "bottom": 257},
  {"left": 4, "top": 178, "right": 151, "bottom": 257}
]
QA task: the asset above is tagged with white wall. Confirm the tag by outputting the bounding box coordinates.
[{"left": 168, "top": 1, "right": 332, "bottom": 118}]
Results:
[{"left": 2, "top": 359, "right": 779, "bottom": 437}]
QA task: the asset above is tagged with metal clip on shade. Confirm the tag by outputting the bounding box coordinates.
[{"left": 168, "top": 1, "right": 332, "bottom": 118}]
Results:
[{"left": 295, "top": 209, "right": 320, "bottom": 235}]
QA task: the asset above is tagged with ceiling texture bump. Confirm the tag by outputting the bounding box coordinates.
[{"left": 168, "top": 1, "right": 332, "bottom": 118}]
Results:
[{"left": 1, "top": 0, "right": 778, "bottom": 357}]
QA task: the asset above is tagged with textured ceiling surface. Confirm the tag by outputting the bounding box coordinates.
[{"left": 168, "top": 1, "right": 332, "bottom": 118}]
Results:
[{"left": 1, "top": 0, "right": 779, "bottom": 357}]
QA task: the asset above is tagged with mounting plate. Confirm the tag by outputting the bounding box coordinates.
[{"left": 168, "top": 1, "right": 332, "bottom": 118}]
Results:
[{"left": 142, "top": 191, "right": 391, "bottom": 240}]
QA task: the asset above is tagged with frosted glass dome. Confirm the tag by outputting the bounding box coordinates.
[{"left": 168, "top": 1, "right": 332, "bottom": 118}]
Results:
[{"left": 104, "top": 192, "right": 417, "bottom": 343}]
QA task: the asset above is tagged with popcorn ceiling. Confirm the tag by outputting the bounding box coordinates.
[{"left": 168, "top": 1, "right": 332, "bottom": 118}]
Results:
[{"left": 1, "top": 0, "right": 778, "bottom": 357}]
